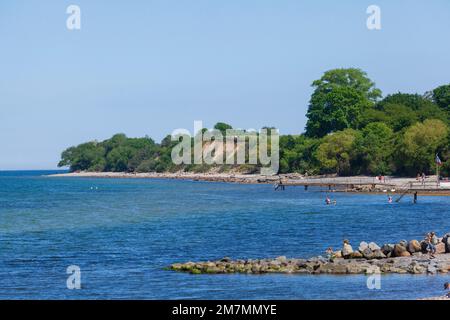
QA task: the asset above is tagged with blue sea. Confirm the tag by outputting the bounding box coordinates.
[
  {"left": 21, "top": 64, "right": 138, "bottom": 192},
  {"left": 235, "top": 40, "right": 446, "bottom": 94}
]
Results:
[{"left": 0, "top": 170, "right": 449, "bottom": 300}]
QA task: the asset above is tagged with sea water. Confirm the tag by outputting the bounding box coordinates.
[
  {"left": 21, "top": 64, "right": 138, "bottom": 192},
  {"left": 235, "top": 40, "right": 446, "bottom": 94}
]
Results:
[{"left": 0, "top": 170, "right": 449, "bottom": 299}]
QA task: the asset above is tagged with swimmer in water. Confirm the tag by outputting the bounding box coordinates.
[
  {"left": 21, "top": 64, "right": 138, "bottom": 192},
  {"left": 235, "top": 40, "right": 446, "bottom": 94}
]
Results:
[
  {"left": 325, "top": 196, "right": 331, "bottom": 205},
  {"left": 388, "top": 195, "right": 393, "bottom": 203}
]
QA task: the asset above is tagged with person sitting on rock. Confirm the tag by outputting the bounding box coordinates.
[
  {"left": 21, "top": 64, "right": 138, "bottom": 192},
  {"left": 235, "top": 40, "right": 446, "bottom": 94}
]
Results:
[
  {"left": 341, "top": 239, "right": 353, "bottom": 258},
  {"left": 425, "top": 233, "right": 437, "bottom": 258},
  {"left": 325, "top": 247, "right": 334, "bottom": 261}
]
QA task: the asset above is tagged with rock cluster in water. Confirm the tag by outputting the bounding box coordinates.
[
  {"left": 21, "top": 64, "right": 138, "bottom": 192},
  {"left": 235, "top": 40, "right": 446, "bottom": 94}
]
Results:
[{"left": 169, "top": 234, "right": 450, "bottom": 275}]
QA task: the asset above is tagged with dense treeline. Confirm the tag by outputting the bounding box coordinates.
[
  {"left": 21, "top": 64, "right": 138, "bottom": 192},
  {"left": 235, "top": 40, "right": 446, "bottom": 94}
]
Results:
[{"left": 59, "top": 68, "right": 450, "bottom": 176}]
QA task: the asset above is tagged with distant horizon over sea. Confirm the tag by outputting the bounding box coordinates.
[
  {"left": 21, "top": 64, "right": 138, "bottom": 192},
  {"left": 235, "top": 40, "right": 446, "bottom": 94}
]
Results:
[{"left": 1, "top": 170, "right": 449, "bottom": 299}]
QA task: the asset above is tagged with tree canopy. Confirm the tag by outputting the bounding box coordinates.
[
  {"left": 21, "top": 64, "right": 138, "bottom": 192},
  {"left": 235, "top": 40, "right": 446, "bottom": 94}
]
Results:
[{"left": 305, "top": 68, "right": 381, "bottom": 138}]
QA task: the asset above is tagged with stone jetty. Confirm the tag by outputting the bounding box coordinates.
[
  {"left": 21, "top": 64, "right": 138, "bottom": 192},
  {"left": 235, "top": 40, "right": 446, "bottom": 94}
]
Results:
[{"left": 169, "top": 234, "right": 450, "bottom": 275}]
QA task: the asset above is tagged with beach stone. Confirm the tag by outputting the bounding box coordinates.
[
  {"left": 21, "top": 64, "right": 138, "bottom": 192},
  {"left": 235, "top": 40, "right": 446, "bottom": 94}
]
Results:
[
  {"left": 220, "top": 257, "right": 231, "bottom": 262},
  {"left": 348, "top": 251, "right": 363, "bottom": 259},
  {"left": 276, "top": 256, "right": 287, "bottom": 262},
  {"left": 371, "top": 249, "right": 387, "bottom": 259},
  {"left": 436, "top": 243, "right": 446, "bottom": 254},
  {"left": 408, "top": 240, "right": 421, "bottom": 253},
  {"left": 381, "top": 244, "right": 394, "bottom": 256},
  {"left": 443, "top": 233, "right": 450, "bottom": 253},
  {"left": 368, "top": 242, "right": 381, "bottom": 251},
  {"left": 399, "top": 251, "right": 411, "bottom": 257},
  {"left": 393, "top": 244, "right": 407, "bottom": 257},
  {"left": 420, "top": 241, "right": 429, "bottom": 253},
  {"left": 409, "top": 262, "right": 425, "bottom": 274},
  {"left": 361, "top": 248, "right": 373, "bottom": 259},
  {"left": 358, "top": 241, "right": 369, "bottom": 252}
]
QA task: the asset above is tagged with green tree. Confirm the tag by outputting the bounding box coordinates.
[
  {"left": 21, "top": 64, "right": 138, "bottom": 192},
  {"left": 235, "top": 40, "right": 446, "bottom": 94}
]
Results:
[
  {"left": 305, "top": 68, "right": 381, "bottom": 137},
  {"left": 315, "top": 129, "right": 359, "bottom": 175},
  {"left": 396, "top": 119, "right": 449, "bottom": 175},
  {"left": 353, "top": 122, "right": 394, "bottom": 175},
  {"left": 58, "top": 141, "right": 105, "bottom": 172},
  {"left": 432, "top": 84, "right": 450, "bottom": 111}
]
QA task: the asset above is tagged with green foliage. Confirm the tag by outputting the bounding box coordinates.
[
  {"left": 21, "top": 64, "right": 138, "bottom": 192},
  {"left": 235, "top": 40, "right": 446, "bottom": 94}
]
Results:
[
  {"left": 395, "top": 119, "right": 449, "bottom": 175},
  {"left": 315, "top": 129, "right": 359, "bottom": 175},
  {"left": 353, "top": 122, "right": 394, "bottom": 175},
  {"left": 58, "top": 142, "right": 105, "bottom": 172},
  {"left": 305, "top": 68, "right": 380, "bottom": 137},
  {"left": 432, "top": 84, "right": 450, "bottom": 111}
]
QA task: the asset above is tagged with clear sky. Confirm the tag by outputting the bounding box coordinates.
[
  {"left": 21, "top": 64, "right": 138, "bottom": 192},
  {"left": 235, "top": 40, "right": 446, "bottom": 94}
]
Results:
[{"left": 0, "top": 0, "right": 449, "bottom": 169}]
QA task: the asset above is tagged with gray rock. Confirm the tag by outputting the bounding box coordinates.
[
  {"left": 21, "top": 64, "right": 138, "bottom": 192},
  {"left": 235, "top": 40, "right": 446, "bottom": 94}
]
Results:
[
  {"left": 361, "top": 248, "right": 374, "bottom": 259},
  {"left": 371, "top": 249, "right": 387, "bottom": 259},
  {"left": 359, "top": 241, "right": 369, "bottom": 252},
  {"left": 368, "top": 242, "right": 381, "bottom": 251},
  {"left": 381, "top": 244, "right": 394, "bottom": 255}
]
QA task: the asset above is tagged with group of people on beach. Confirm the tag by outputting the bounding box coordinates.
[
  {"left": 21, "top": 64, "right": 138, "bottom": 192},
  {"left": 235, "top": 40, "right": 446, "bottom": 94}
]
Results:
[{"left": 416, "top": 172, "right": 427, "bottom": 185}]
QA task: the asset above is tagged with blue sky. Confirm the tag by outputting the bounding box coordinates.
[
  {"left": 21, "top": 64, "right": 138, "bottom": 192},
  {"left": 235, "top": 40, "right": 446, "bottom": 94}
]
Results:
[{"left": 0, "top": 0, "right": 449, "bottom": 169}]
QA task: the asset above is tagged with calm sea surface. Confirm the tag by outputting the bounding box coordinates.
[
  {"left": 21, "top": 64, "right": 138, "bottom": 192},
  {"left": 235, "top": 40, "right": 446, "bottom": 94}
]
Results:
[{"left": 0, "top": 170, "right": 449, "bottom": 299}]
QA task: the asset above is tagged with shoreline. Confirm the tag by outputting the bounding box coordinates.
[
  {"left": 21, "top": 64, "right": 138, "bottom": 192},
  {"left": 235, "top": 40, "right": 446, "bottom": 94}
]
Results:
[
  {"left": 47, "top": 171, "right": 450, "bottom": 195},
  {"left": 47, "top": 171, "right": 282, "bottom": 184}
]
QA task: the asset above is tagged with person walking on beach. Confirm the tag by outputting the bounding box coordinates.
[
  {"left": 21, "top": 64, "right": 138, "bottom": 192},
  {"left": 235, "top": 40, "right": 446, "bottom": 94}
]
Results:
[{"left": 421, "top": 173, "right": 426, "bottom": 186}]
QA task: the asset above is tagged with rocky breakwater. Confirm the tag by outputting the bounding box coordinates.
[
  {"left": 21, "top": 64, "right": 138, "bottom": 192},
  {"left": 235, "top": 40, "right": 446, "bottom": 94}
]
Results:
[{"left": 169, "top": 233, "right": 450, "bottom": 275}]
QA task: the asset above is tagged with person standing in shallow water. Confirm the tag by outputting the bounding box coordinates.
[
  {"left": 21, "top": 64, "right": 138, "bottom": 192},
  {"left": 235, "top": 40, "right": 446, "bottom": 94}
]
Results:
[{"left": 444, "top": 282, "right": 450, "bottom": 298}]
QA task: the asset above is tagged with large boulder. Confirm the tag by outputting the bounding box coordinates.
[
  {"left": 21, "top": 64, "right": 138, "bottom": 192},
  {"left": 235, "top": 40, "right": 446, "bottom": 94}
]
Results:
[
  {"left": 393, "top": 243, "right": 407, "bottom": 257},
  {"left": 436, "top": 242, "right": 446, "bottom": 254},
  {"left": 371, "top": 249, "right": 387, "bottom": 259},
  {"left": 407, "top": 240, "right": 421, "bottom": 253},
  {"left": 381, "top": 244, "right": 394, "bottom": 255},
  {"left": 358, "top": 241, "right": 369, "bottom": 252},
  {"left": 368, "top": 242, "right": 381, "bottom": 251},
  {"left": 420, "top": 241, "right": 429, "bottom": 253},
  {"left": 399, "top": 251, "right": 411, "bottom": 257},
  {"left": 361, "top": 248, "right": 373, "bottom": 260},
  {"left": 442, "top": 233, "right": 450, "bottom": 253}
]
